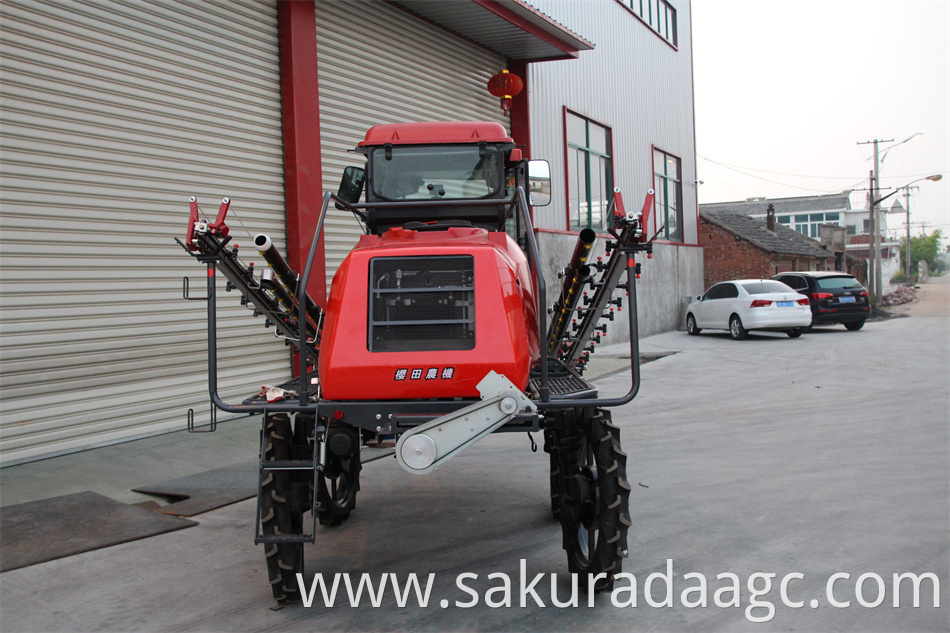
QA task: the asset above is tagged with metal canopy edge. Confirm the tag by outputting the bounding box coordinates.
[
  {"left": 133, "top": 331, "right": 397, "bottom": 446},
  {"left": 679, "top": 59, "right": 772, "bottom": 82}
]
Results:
[{"left": 391, "top": 0, "right": 594, "bottom": 61}]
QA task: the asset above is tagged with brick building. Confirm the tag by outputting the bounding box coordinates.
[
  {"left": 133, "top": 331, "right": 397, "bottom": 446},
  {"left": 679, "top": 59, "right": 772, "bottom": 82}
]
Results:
[{"left": 699, "top": 208, "right": 835, "bottom": 289}]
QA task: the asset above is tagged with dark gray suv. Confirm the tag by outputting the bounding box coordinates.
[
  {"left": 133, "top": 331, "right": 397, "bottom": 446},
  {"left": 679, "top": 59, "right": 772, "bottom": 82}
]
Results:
[{"left": 771, "top": 271, "right": 870, "bottom": 330}]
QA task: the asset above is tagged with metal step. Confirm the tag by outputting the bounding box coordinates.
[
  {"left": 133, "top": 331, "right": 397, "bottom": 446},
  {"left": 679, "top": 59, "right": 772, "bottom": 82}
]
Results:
[
  {"left": 529, "top": 360, "right": 597, "bottom": 400},
  {"left": 254, "top": 414, "right": 319, "bottom": 547},
  {"left": 262, "top": 459, "right": 315, "bottom": 471},
  {"left": 255, "top": 533, "right": 314, "bottom": 545}
]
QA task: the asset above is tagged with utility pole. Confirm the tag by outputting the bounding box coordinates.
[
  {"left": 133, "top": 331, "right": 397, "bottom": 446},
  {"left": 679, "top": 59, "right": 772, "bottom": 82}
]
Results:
[
  {"left": 904, "top": 185, "right": 919, "bottom": 278},
  {"left": 867, "top": 169, "right": 877, "bottom": 294},
  {"left": 858, "top": 138, "right": 893, "bottom": 299}
]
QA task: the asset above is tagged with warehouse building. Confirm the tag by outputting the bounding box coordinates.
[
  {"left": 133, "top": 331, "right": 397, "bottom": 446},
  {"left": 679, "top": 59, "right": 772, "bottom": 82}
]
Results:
[{"left": 0, "top": 0, "right": 698, "bottom": 464}]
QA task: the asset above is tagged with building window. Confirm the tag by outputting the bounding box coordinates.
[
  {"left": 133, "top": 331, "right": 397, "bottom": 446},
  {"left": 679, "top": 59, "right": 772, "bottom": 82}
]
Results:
[
  {"left": 566, "top": 111, "right": 612, "bottom": 230},
  {"left": 624, "top": 0, "right": 677, "bottom": 46},
  {"left": 773, "top": 211, "right": 844, "bottom": 239},
  {"left": 653, "top": 147, "right": 682, "bottom": 242}
]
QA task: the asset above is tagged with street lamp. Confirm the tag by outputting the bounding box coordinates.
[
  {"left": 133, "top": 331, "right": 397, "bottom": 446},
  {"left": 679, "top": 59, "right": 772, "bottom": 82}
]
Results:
[
  {"left": 874, "top": 174, "right": 943, "bottom": 279},
  {"left": 879, "top": 132, "right": 923, "bottom": 164},
  {"left": 859, "top": 133, "right": 924, "bottom": 299}
]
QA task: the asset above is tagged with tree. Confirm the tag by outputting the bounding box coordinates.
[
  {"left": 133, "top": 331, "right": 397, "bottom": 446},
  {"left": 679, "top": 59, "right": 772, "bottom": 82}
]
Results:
[{"left": 901, "top": 229, "right": 945, "bottom": 275}]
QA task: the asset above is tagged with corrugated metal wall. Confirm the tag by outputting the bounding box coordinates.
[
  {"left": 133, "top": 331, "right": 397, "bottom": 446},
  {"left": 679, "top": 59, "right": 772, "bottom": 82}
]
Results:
[
  {"left": 0, "top": 0, "right": 289, "bottom": 465},
  {"left": 526, "top": 0, "right": 698, "bottom": 245},
  {"left": 527, "top": 0, "right": 704, "bottom": 339},
  {"left": 315, "top": 0, "right": 509, "bottom": 289}
]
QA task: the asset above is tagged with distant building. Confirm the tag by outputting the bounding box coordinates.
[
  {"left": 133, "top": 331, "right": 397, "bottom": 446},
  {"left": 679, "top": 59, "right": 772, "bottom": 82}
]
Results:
[
  {"left": 698, "top": 207, "right": 835, "bottom": 289},
  {"left": 700, "top": 192, "right": 853, "bottom": 239},
  {"left": 700, "top": 191, "right": 897, "bottom": 286}
]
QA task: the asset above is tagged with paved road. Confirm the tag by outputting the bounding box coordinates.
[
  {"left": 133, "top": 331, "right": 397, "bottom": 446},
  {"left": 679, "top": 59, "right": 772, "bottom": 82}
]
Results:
[
  {"left": 889, "top": 273, "right": 949, "bottom": 319},
  {"left": 2, "top": 282, "right": 947, "bottom": 632}
]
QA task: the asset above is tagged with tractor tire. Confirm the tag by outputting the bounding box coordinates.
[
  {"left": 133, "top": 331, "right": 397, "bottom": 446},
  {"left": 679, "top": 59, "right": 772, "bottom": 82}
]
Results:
[
  {"left": 261, "top": 413, "right": 304, "bottom": 603},
  {"left": 543, "top": 428, "right": 561, "bottom": 519},
  {"left": 555, "top": 408, "right": 631, "bottom": 592},
  {"left": 316, "top": 421, "right": 361, "bottom": 526}
]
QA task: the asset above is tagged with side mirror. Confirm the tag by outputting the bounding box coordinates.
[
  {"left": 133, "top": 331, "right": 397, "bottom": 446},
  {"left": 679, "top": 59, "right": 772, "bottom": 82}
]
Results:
[
  {"left": 696, "top": 295, "right": 703, "bottom": 301},
  {"left": 527, "top": 159, "right": 551, "bottom": 207},
  {"left": 336, "top": 166, "right": 365, "bottom": 208}
]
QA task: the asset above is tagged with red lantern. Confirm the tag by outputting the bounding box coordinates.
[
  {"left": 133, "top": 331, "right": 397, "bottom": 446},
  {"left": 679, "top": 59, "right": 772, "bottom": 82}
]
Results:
[{"left": 487, "top": 69, "right": 524, "bottom": 115}]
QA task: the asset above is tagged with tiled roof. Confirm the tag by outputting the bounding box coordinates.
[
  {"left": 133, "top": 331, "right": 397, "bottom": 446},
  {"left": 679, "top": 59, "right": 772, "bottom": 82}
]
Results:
[
  {"left": 700, "top": 210, "right": 835, "bottom": 258},
  {"left": 699, "top": 192, "right": 852, "bottom": 216}
]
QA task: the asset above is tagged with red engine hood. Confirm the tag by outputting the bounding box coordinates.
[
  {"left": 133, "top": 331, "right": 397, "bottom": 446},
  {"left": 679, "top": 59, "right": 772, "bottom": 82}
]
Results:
[{"left": 318, "top": 226, "right": 539, "bottom": 400}]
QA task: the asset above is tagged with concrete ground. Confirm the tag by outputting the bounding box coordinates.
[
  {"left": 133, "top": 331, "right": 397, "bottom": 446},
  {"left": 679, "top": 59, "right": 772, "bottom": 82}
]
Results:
[{"left": 1, "top": 276, "right": 947, "bottom": 632}]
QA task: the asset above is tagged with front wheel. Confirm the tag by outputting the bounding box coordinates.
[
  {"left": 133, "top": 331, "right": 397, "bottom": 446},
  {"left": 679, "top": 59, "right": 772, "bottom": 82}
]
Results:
[
  {"left": 555, "top": 408, "right": 631, "bottom": 592},
  {"left": 729, "top": 314, "right": 748, "bottom": 340},
  {"left": 844, "top": 320, "right": 865, "bottom": 331},
  {"left": 261, "top": 414, "right": 304, "bottom": 603},
  {"left": 787, "top": 328, "right": 803, "bottom": 338},
  {"left": 686, "top": 314, "right": 700, "bottom": 336}
]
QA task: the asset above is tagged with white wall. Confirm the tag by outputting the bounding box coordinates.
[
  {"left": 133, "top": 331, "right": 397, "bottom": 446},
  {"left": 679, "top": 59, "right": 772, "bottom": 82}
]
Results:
[
  {"left": 527, "top": 0, "right": 702, "bottom": 338},
  {"left": 526, "top": 0, "right": 698, "bottom": 244}
]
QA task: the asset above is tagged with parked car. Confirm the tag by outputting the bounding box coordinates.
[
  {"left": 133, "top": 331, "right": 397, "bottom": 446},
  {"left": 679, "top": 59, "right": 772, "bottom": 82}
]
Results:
[
  {"left": 686, "top": 279, "right": 812, "bottom": 340},
  {"left": 771, "top": 271, "right": 870, "bottom": 330}
]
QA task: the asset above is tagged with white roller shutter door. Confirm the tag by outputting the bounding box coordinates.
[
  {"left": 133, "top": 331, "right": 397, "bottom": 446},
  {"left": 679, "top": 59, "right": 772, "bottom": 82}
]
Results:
[
  {"left": 315, "top": 0, "right": 509, "bottom": 289},
  {"left": 0, "top": 0, "right": 288, "bottom": 464}
]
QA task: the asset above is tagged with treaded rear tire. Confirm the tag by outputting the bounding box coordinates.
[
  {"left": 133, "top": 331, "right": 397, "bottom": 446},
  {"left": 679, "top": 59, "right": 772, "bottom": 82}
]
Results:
[
  {"left": 844, "top": 320, "right": 865, "bottom": 331},
  {"left": 555, "top": 408, "right": 631, "bottom": 592},
  {"left": 543, "top": 428, "right": 561, "bottom": 519},
  {"left": 261, "top": 413, "right": 303, "bottom": 603}
]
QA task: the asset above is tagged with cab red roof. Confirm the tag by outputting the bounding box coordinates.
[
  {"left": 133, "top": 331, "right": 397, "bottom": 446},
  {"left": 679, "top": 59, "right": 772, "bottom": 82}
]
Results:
[{"left": 359, "top": 121, "right": 513, "bottom": 146}]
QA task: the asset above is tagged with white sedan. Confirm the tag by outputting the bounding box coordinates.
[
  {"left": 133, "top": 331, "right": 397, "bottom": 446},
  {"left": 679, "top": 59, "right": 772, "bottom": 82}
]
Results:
[{"left": 686, "top": 279, "right": 812, "bottom": 340}]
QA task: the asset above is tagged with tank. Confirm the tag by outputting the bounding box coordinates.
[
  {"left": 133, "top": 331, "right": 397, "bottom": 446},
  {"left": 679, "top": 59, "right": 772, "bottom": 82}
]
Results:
[{"left": 318, "top": 224, "right": 539, "bottom": 400}]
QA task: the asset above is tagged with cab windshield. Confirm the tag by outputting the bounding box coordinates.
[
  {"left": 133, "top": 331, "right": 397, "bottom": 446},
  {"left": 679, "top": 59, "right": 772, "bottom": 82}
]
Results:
[{"left": 371, "top": 146, "right": 501, "bottom": 201}]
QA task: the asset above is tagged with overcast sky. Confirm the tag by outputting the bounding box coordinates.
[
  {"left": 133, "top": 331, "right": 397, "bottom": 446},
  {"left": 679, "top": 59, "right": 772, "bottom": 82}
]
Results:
[{"left": 691, "top": 0, "right": 949, "bottom": 244}]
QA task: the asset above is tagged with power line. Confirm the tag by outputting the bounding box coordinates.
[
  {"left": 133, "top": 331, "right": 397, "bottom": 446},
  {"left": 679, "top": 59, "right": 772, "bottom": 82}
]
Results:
[
  {"left": 698, "top": 157, "right": 864, "bottom": 194},
  {"left": 697, "top": 154, "right": 863, "bottom": 180}
]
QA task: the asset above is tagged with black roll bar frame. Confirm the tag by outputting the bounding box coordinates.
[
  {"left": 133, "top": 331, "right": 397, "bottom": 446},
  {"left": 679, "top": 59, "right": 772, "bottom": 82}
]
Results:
[{"left": 199, "top": 186, "right": 645, "bottom": 419}]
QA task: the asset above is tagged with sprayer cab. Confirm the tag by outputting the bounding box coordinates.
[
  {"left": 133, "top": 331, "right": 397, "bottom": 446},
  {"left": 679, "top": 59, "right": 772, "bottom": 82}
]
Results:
[
  {"left": 337, "top": 121, "right": 548, "bottom": 234},
  {"left": 320, "top": 122, "right": 540, "bottom": 399}
]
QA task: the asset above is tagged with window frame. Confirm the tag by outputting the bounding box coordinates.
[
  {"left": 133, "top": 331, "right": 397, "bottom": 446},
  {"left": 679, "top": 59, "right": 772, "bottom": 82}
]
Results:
[
  {"left": 652, "top": 146, "right": 683, "bottom": 243},
  {"left": 616, "top": 0, "right": 678, "bottom": 49},
  {"left": 367, "top": 255, "right": 476, "bottom": 352},
  {"left": 368, "top": 145, "right": 504, "bottom": 202},
  {"left": 563, "top": 108, "right": 614, "bottom": 232},
  {"left": 775, "top": 211, "right": 845, "bottom": 238}
]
